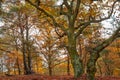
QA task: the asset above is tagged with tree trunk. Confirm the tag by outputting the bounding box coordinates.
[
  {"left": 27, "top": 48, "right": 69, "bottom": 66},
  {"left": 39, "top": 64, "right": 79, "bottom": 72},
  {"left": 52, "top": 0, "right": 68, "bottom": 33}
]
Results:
[
  {"left": 19, "top": 13, "right": 29, "bottom": 75},
  {"left": 22, "top": 43, "right": 29, "bottom": 74},
  {"left": 25, "top": 15, "right": 32, "bottom": 74},
  {"left": 67, "top": 34, "right": 83, "bottom": 78},
  {"left": 26, "top": 39, "right": 32, "bottom": 74},
  {"left": 48, "top": 56, "right": 52, "bottom": 76},
  {"left": 48, "top": 65, "right": 52, "bottom": 76},
  {"left": 67, "top": 54, "right": 70, "bottom": 75},
  {"left": 87, "top": 27, "right": 120, "bottom": 80},
  {"left": 27, "top": 53, "right": 32, "bottom": 74},
  {"left": 20, "top": 28, "right": 29, "bottom": 75},
  {"left": 87, "top": 53, "right": 99, "bottom": 80}
]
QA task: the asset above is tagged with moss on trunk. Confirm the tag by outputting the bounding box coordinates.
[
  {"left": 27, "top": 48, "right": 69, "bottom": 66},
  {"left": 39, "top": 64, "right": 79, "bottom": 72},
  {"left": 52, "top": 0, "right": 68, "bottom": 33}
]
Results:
[
  {"left": 67, "top": 34, "right": 83, "bottom": 78},
  {"left": 87, "top": 53, "right": 99, "bottom": 80}
]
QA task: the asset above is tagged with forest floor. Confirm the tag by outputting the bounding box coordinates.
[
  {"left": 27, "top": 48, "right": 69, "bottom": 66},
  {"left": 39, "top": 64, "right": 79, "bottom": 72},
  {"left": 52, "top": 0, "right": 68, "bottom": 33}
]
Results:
[{"left": 0, "top": 74, "right": 120, "bottom": 80}]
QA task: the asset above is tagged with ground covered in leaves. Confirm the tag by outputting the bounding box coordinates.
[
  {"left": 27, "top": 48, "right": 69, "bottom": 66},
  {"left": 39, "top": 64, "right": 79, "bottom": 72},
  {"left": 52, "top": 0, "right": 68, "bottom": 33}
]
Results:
[{"left": 0, "top": 74, "right": 120, "bottom": 80}]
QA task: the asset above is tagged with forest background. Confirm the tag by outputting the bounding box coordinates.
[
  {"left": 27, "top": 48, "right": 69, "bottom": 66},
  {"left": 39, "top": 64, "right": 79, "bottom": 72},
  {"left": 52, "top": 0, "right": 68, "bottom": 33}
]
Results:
[{"left": 0, "top": 0, "right": 119, "bottom": 80}]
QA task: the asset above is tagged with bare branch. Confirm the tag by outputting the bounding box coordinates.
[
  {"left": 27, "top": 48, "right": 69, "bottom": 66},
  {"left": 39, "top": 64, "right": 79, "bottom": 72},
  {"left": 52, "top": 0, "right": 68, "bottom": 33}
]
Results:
[{"left": 73, "top": 0, "right": 81, "bottom": 22}]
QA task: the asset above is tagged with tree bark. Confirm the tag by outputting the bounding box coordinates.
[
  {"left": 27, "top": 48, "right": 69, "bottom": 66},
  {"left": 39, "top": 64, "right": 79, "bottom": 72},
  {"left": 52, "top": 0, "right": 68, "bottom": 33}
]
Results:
[
  {"left": 22, "top": 36, "right": 29, "bottom": 74},
  {"left": 67, "top": 34, "right": 83, "bottom": 78},
  {"left": 48, "top": 55, "right": 52, "bottom": 76},
  {"left": 26, "top": 23, "right": 32, "bottom": 74},
  {"left": 48, "top": 65, "right": 52, "bottom": 76},
  {"left": 20, "top": 26, "right": 29, "bottom": 75},
  {"left": 87, "top": 53, "right": 99, "bottom": 80},
  {"left": 87, "top": 26, "right": 120, "bottom": 80}
]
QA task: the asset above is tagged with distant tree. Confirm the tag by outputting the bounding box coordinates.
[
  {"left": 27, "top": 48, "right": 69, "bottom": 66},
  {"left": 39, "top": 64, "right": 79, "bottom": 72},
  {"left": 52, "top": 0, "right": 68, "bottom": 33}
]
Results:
[
  {"left": 0, "top": 2, "right": 38, "bottom": 74},
  {"left": 35, "top": 23, "right": 67, "bottom": 76}
]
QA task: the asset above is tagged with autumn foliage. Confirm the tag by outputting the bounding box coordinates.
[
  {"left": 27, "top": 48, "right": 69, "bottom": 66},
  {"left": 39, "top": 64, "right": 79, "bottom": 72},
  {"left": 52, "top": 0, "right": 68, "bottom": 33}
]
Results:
[{"left": 0, "top": 0, "right": 120, "bottom": 80}]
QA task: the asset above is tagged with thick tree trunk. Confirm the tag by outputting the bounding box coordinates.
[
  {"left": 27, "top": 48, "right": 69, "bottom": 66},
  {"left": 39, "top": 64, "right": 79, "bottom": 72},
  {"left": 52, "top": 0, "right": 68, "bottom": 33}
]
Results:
[
  {"left": 71, "top": 52, "right": 83, "bottom": 78},
  {"left": 87, "top": 53, "right": 99, "bottom": 80},
  {"left": 67, "top": 35, "right": 83, "bottom": 78},
  {"left": 86, "top": 27, "right": 120, "bottom": 80}
]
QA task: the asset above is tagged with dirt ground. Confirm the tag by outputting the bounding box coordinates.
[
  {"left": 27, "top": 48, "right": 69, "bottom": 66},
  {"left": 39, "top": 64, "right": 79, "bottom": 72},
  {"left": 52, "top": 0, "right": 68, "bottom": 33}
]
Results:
[{"left": 0, "top": 74, "right": 120, "bottom": 80}]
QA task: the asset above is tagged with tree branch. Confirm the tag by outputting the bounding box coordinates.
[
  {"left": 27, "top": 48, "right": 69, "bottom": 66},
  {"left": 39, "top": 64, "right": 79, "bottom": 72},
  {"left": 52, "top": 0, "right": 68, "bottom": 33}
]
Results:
[
  {"left": 25, "top": 0, "right": 67, "bottom": 33},
  {"left": 75, "top": 22, "right": 90, "bottom": 38},
  {"left": 75, "top": 0, "right": 118, "bottom": 38},
  {"left": 94, "top": 26, "right": 120, "bottom": 53},
  {"left": 63, "top": 0, "right": 71, "bottom": 12},
  {"left": 73, "top": 0, "right": 81, "bottom": 22}
]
